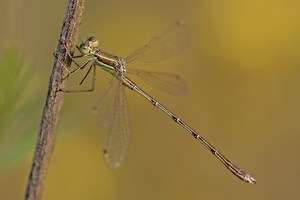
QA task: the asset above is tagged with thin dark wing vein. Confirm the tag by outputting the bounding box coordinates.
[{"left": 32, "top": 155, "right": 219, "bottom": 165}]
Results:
[
  {"left": 103, "top": 79, "right": 131, "bottom": 169},
  {"left": 127, "top": 68, "right": 188, "bottom": 95},
  {"left": 125, "top": 20, "right": 190, "bottom": 63}
]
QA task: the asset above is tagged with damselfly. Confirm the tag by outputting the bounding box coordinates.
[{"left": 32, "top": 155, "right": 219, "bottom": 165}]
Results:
[{"left": 60, "top": 20, "right": 256, "bottom": 184}]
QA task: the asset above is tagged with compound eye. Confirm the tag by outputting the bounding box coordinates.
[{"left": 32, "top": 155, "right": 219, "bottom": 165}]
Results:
[
  {"left": 88, "top": 36, "right": 98, "bottom": 47},
  {"left": 89, "top": 36, "right": 97, "bottom": 42},
  {"left": 79, "top": 43, "right": 90, "bottom": 55}
]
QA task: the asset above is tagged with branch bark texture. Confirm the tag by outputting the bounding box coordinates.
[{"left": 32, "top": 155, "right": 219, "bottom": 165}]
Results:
[{"left": 25, "top": 0, "right": 86, "bottom": 199}]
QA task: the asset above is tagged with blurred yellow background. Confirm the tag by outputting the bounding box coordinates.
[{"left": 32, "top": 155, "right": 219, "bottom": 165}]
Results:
[{"left": 1, "top": 0, "right": 300, "bottom": 199}]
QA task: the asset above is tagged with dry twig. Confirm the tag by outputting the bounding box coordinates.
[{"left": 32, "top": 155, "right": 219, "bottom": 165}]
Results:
[{"left": 25, "top": 0, "right": 86, "bottom": 199}]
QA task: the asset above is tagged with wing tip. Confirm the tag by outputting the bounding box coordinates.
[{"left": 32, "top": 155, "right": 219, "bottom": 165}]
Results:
[{"left": 103, "top": 149, "right": 121, "bottom": 169}]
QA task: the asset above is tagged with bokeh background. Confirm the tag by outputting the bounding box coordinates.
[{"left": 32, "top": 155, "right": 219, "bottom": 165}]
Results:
[{"left": 1, "top": 0, "right": 300, "bottom": 199}]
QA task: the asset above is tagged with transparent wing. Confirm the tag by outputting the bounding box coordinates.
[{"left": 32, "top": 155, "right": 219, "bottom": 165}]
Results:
[
  {"left": 93, "top": 77, "right": 118, "bottom": 129},
  {"left": 94, "top": 77, "right": 131, "bottom": 169},
  {"left": 125, "top": 20, "right": 190, "bottom": 63},
  {"left": 127, "top": 68, "right": 188, "bottom": 96}
]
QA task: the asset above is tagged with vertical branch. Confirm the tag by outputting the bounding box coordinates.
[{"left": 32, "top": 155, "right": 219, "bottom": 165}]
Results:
[{"left": 25, "top": 0, "right": 86, "bottom": 199}]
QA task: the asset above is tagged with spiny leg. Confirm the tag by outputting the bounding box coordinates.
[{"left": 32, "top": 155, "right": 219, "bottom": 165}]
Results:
[
  {"left": 55, "top": 56, "right": 92, "bottom": 80},
  {"left": 62, "top": 64, "right": 96, "bottom": 93},
  {"left": 55, "top": 38, "right": 91, "bottom": 79}
]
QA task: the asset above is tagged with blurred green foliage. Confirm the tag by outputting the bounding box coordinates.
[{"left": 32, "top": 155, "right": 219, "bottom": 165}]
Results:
[{"left": 0, "top": 47, "right": 43, "bottom": 171}]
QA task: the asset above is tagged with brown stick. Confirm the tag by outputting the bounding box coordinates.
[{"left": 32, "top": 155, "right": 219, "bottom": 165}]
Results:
[{"left": 25, "top": 0, "right": 86, "bottom": 199}]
